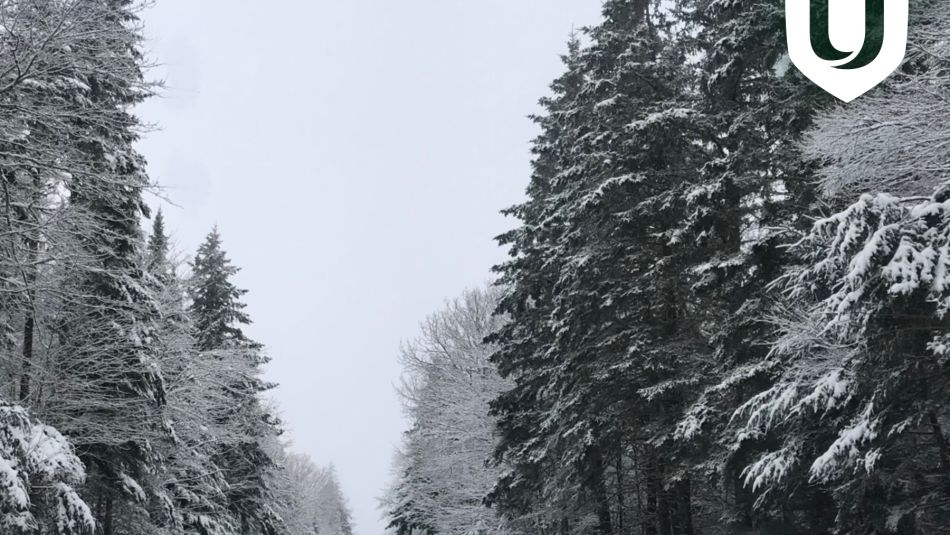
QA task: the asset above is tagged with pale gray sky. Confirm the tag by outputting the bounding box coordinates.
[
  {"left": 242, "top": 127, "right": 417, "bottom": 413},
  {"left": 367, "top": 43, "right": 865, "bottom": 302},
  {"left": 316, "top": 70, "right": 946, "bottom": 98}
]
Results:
[{"left": 135, "top": 2, "right": 602, "bottom": 533}]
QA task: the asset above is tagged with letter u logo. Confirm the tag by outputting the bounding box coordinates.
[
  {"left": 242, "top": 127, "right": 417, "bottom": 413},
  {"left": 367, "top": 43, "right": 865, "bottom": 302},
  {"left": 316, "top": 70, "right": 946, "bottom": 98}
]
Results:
[{"left": 786, "top": 0, "right": 907, "bottom": 101}]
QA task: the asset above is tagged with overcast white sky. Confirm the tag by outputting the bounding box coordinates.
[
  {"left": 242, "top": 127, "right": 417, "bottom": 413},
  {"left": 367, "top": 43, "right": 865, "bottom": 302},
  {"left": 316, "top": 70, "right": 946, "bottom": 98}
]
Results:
[{"left": 135, "top": 2, "right": 602, "bottom": 533}]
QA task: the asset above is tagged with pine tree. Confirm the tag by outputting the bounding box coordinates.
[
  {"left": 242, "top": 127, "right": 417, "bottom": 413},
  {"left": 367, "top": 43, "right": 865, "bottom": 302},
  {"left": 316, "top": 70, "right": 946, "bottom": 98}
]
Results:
[
  {"left": 189, "top": 228, "right": 283, "bottom": 535},
  {"left": 729, "top": 3, "right": 950, "bottom": 531},
  {"left": 741, "top": 188, "right": 950, "bottom": 533},
  {"left": 491, "top": 1, "right": 713, "bottom": 532},
  {"left": 488, "top": 33, "right": 595, "bottom": 533},
  {"left": 36, "top": 1, "right": 171, "bottom": 531},
  {"left": 0, "top": 0, "right": 148, "bottom": 410},
  {"left": 0, "top": 2, "right": 347, "bottom": 533},
  {"left": 190, "top": 228, "right": 254, "bottom": 352},
  {"left": 545, "top": 2, "right": 708, "bottom": 531},
  {"left": 148, "top": 209, "right": 170, "bottom": 273},
  {"left": 143, "top": 215, "right": 239, "bottom": 534},
  {"left": 667, "top": 0, "right": 838, "bottom": 528}
]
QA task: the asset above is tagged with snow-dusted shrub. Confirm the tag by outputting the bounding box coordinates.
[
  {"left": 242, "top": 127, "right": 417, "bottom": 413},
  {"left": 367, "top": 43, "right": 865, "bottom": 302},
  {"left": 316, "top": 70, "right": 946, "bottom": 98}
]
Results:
[{"left": 0, "top": 402, "right": 93, "bottom": 534}]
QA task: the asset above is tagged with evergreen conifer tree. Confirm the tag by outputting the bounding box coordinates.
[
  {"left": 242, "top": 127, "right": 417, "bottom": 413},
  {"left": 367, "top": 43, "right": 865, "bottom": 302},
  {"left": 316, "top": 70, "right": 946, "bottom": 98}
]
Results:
[
  {"left": 144, "top": 215, "right": 239, "bottom": 534},
  {"left": 668, "top": 0, "right": 837, "bottom": 528},
  {"left": 492, "top": 2, "right": 711, "bottom": 532},
  {"left": 148, "top": 210, "right": 170, "bottom": 273},
  {"left": 45, "top": 1, "right": 169, "bottom": 530},
  {"left": 189, "top": 228, "right": 283, "bottom": 535},
  {"left": 488, "top": 33, "right": 595, "bottom": 532}
]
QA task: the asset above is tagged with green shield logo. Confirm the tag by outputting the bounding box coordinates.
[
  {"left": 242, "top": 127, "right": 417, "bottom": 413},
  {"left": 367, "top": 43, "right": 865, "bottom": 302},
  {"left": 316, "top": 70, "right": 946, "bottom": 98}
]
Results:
[{"left": 788, "top": 0, "right": 907, "bottom": 101}]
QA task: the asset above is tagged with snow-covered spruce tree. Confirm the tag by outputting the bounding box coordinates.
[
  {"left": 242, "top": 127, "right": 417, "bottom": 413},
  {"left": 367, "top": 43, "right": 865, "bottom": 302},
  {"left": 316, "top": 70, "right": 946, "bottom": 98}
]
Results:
[
  {"left": 0, "top": 2, "right": 289, "bottom": 533},
  {"left": 188, "top": 228, "right": 283, "bottom": 535},
  {"left": 487, "top": 34, "right": 591, "bottom": 534},
  {"left": 147, "top": 211, "right": 171, "bottom": 274},
  {"left": 384, "top": 287, "right": 511, "bottom": 535},
  {"left": 730, "top": 1, "right": 950, "bottom": 531},
  {"left": 145, "top": 214, "right": 239, "bottom": 535},
  {"left": 545, "top": 2, "right": 711, "bottom": 532},
  {"left": 0, "top": 1, "right": 183, "bottom": 531},
  {"left": 23, "top": 1, "right": 175, "bottom": 531},
  {"left": 735, "top": 188, "right": 950, "bottom": 533},
  {"left": 491, "top": 1, "right": 715, "bottom": 533},
  {"left": 0, "top": 0, "right": 152, "bottom": 405},
  {"left": 665, "top": 0, "right": 839, "bottom": 529}
]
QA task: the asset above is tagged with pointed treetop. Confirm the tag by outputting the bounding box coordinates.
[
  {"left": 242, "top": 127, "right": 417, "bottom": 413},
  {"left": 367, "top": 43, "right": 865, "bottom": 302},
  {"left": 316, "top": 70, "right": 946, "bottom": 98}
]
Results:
[
  {"left": 601, "top": 0, "right": 650, "bottom": 26},
  {"left": 189, "top": 227, "right": 254, "bottom": 351},
  {"left": 147, "top": 208, "right": 169, "bottom": 268}
]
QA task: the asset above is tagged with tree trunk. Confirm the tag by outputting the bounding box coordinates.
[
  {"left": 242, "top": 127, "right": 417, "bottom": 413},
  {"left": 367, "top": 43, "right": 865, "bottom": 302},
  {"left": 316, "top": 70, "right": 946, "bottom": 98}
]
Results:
[
  {"left": 616, "top": 447, "right": 626, "bottom": 534},
  {"left": 16, "top": 181, "right": 39, "bottom": 404},
  {"left": 103, "top": 496, "right": 114, "bottom": 535},
  {"left": 644, "top": 447, "right": 659, "bottom": 535},
  {"left": 644, "top": 446, "right": 672, "bottom": 535},
  {"left": 657, "top": 477, "right": 672, "bottom": 535},
  {"left": 588, "top": 446, "right": 614, "bottom": 535},
  {"left": 19, "top": 313, "right": 33, "bottom": 402},
  {"left": 929, "top": 410, "right": 950, "bottom": 474},
  {"left": 675, "top": 479, "right": 695, "bottom": 535}
]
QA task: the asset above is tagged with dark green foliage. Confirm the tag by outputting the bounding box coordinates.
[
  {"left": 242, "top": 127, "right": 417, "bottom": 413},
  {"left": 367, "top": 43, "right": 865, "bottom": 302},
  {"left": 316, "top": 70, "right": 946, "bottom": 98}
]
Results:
[
  {"left": 489, "top": 1, "right": 714, "bottom": 532},
  {"left": 483, "top": 0, "right": 946, "bottom": 534}
]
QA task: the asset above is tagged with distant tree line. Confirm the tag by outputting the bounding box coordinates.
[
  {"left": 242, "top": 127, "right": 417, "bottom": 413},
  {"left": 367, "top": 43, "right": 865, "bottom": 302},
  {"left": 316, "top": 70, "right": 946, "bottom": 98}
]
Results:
[
  {"left": 0, "top": 1, "right": 353, "bottom": 534},
  {"left": 384, "top": 0, "right": 950, "bottom": 533}
]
